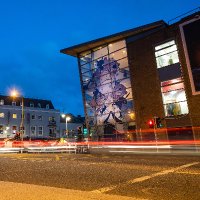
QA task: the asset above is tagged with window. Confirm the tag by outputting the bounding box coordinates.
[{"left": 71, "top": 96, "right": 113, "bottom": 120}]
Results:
[
  {"left": 31, "top": 126, "right": 36, "bottom": 135},
  {"left": 38, "top": 115, "right": 42, "bottom": 120},
  {"left": 46, "top": 104, "right": 49, "bottom": 109},
  {"left": 12, "top": 113, "right": 17, "bottom": 119},
  {"left": 0, "top": 99, "right": 4, "bottom": 105},
  {"left": 31, "top": 115, "right": 35, "bottom": 120},
  {"left": 155, "top": 40, "right": 179, "bottom": 68},
  {"left": 12, "top": 126, "right": 17, "bottom": 134},
  {"left": 12, "top": 102, "right": 16, "bottom": 106},
  {"left": 30, "top": 102, "right": 34, "bottom": 107},
  {"left": 38, "top": 126, "right": 43, "bottom": 135},
  {"left": 0, "top": 113, "right": 4, "bottom": 118},
  {"left": 49, "top": 116, "right": 55, "bottom": 121},
  {"left": 161, "top": 78, "right": 189, "bottom": 116},
  {"left": 0, "top": 125, "right": 3, "bottom": 134},
  {"left": 38, "top": 103, "right": 41, "bottom": 108},
  {"left": 79, "top": 39, "right": 134, "bottom": 130}
]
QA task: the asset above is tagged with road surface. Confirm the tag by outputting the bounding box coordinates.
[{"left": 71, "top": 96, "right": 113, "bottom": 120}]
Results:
[{"left": 0, "top": 153, "right": 200, "bottom": 200}]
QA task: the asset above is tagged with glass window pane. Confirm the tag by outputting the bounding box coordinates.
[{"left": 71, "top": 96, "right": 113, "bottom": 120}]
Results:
[
  {"left": 155, "top": 45, "right": 177, "bottom": 57},
  {"left": 156, "top": 51, "right": 179, "bottom": 68},
  {"left": 109, "top": 40, "right": 126, "bottom": 53},
  {"left": 93, "top": 46, "right": 108, "bottom": 60},
  {"left": 162, "top": 89, "right": 187, "bottom": 105},
  {"left": 81, "top": 63, "right": 92, "bottom": 73},
  {"left": 161, "top": 82, "right": 184, "bottom": 93},
  {"left": 109, "top": 48, "right": 127, "bottom": 60},
  {"left": 164, "top": 101, "right": 188, "bottom": 116},
  {"left": 161, "top": 78, "right": 182, "bottom": 87},
  {"left": 117, "top": 58, "right": 129, "bottom": 69},
  {"left": 155, "top": 40, "right": 175, "bottom": 51}
]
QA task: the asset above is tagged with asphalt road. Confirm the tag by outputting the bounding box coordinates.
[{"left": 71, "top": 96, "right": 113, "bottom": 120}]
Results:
[{"left": 0, "top": 153, "right": 200, "bottom": 200}]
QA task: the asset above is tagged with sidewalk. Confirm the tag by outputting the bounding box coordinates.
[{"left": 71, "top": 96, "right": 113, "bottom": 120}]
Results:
[{"left": 0, "top": 181, "right": 145, "bottom": 200}]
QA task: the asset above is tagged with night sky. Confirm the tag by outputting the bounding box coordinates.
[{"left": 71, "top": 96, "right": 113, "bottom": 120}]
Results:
[{"left": 0, "top": 0, "right": 198, "bottom": 115}]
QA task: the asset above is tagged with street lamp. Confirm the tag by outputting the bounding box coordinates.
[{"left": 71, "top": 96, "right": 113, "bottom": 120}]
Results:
[
  {"left": 62, "top": 114, "right": 71, "bottom": 137},
  {"left": 10, "top": 89, "right": 24, "bottom": 142}
]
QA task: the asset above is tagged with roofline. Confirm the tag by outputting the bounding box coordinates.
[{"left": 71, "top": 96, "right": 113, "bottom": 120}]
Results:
[{"left": 60, "top": 20, "right": 166, "bottom": 57}]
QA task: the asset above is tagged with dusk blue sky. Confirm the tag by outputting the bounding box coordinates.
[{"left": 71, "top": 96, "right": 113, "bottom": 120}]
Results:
[{"left": 0, "top": 0, "right": 199, "bottom": 115}]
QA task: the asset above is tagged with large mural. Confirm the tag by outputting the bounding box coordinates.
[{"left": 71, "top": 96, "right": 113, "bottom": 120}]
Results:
[{"left": 79, "top": 40, "right": 134, "bottom": 133}]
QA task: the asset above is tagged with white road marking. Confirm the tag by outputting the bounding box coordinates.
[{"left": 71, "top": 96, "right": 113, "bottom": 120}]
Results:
[
  {"left": 176, "top": 171, "right": 200, "bottom": 175},
  {"left": 92, "top": 162, "right": 199, "bottom": 193}
]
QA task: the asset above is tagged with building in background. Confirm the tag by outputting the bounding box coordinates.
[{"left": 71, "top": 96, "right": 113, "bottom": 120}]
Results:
[
  {"left": 61, "top": 9, "right": 200, "bottom": 141},
  {"left": 60, "top": 114, "right": 85, "bottom": 139},
  {"left": 0, "top": 95, "right": 60, "bottom": 139}
]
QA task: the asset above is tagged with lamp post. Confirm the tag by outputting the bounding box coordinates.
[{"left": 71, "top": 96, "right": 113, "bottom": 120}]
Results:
[
  {"left": 10, "top": 89, "right": 24, "bottom": 150},
  {"left": 62, "top": 114, "right": 71, "bottom": 137}
]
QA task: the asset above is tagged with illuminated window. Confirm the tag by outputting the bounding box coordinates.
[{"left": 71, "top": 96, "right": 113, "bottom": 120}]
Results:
[
  {"left": 49, "top": 116, "right": 55, "bottom": 121},
  {"left": 12, "top": 113, "right": 17, "bottom": 119},
  {"left": 38, "top": 126, "right": 43, "bottom": 135},
  {"left": 161, "top": 78, "right": 188, "bottom": 116},
  {"left": 0, "top": 99, "right": 4, "bottom": 105},
  {"left": 79, "top": 39, "right": 134, "bottom": 133},
  {"left": 155, "top": 40, "right": 179, "bottom": 68},
  {"left": 31, "top": 126, "right": 36, "bottom": 135},
  {"left": 0, "top": 113, "right": 4, "bottom": 118}
]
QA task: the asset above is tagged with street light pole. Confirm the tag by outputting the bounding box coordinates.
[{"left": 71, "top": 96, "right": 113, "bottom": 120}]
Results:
[
  {"left": 62, "top": 114, "right": 71, "bottom": 138},
  {"left": 20, "top": 96, "right": 24, "bottom": 142},
  {"left": 10, "top": 89, "right": 24, "bottom": 153},
  {"left": 66, "top": 117, "right": 71, "bottom": 138}
]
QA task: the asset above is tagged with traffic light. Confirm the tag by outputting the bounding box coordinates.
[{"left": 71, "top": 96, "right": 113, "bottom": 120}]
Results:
[
  {"left": 82, "top": 123, "right": 88, "bottom": 135},
  {"left": 155, "top": 117, "right": 163, "bottom": 128},
  {"left": 147, "top": 119, "right": 154, "bottom": 128}
]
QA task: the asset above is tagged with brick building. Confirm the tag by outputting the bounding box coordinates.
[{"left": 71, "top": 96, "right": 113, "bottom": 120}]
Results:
[{"left": 61, "top": 10, "right": 200, "bottom": 141}]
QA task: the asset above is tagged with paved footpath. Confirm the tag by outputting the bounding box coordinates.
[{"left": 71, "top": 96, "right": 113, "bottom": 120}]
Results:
[{"left": 0, "top": 181, "right": 144, "bottom": 200}]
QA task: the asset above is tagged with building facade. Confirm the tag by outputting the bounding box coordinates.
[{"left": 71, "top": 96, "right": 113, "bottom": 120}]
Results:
[
  {"left": 61, "top": 10, "right": 200, "bottom": 141},
  {"left": 0, "top": 95, "right": 60, "bottom": 139}
]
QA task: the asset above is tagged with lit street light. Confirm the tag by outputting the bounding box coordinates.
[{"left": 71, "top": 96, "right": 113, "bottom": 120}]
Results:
[
  {"left": 10, "top": 89, "right": 24, "bottom": 147},
  {"left": 62, "top": 114, "right": 71, "bottom": 137}
]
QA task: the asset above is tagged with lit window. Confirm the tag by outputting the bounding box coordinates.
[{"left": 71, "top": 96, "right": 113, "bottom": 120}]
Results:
[
  {"left": 12, "top": 102, "right": 16, "bottom": 106},
  {"left": 31, "top": 126, "right": 36, "bottom": 135},
  {"left": 30, "top": 102, "right": 34, "bottom": 107},
  {"left": 38, "top": 126, "right": 43, "bottom": 135},
  {"left": 161, "top": 78, "right": 189, "bottom": 116},
  {"left": 155, "top": 40, "right": 179, "bottom": 68},
  {"left": 12, "top": 113, "right": 17, "bottom": 119},
  {"left": 0, "top": 99, "right": 4, "bottom": 105},
  {"left": 93, "top": 46, "right": 108, "bottom": 60},
  {"left": 46, "top": 104, "right": 49, "bottom": 109},
  {"left": 0, "top": 113, "right": 4, "bottom": 118},
  {"left": 49, "top": 116, "right": 55, "bottom": 121},
  {"left": 108, "top": 40, "right": 126, "bottom": 53}
]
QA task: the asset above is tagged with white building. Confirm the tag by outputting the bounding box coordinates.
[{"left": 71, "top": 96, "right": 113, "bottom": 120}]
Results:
[{"left": 0, "top": 95, "right": 60, "bottom": 139}]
